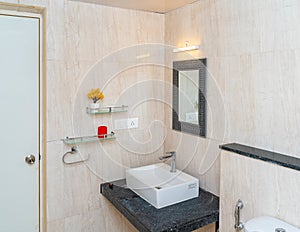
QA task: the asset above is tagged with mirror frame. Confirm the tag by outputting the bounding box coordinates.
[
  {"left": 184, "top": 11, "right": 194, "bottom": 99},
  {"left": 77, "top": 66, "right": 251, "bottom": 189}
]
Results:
[{"left": 172, "top": 58, "right": 207, "bottom": 137}]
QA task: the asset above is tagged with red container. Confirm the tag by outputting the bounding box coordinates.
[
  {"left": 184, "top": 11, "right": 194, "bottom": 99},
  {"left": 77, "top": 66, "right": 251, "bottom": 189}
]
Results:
[{"left": 98, "top": 126, "right": 107, "bottom": 138}]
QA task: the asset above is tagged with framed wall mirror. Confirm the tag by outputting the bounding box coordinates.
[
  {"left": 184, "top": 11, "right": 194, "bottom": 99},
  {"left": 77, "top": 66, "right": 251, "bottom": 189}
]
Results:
[{"left": 172, "top": 59, "right": 207, "bottom": 137}]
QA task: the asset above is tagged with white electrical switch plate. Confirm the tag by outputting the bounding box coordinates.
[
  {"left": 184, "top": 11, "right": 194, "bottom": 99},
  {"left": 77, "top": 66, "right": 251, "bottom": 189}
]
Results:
[
  {"left": 114, "top": 119, "right": 127, "bottom": 130},
  {"left": 115, "top": 118, "right": 139, "bottom": 130}
]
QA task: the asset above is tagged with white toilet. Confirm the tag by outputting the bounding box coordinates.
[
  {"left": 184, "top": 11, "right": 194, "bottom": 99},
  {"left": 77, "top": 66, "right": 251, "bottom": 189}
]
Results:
[{"left": 244, "top": 216, "right": 300, "bottom": 232}]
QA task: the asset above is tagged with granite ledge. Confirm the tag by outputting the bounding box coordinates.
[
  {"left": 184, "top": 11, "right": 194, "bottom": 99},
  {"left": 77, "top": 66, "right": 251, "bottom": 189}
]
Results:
[
  {"left": 100, "top": 179, "right": 219, "bottom": 232},
  {"left": 220, "top": 143, "right": 300, "bottom": 171}
]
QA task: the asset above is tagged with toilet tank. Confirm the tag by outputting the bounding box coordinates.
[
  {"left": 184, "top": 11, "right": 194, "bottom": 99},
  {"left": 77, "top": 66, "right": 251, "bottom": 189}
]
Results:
[{"left": 244, "top": 216, "right": 300, "bottom": 232}]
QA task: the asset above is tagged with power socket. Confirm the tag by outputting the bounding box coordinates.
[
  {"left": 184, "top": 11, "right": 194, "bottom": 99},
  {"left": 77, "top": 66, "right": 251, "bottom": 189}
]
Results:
[
  {"left": 114, "top": 118, "right": 139, "bottom": 130},
  {"left": 128, "top": 118, "right": 138, "bottom": 129}
]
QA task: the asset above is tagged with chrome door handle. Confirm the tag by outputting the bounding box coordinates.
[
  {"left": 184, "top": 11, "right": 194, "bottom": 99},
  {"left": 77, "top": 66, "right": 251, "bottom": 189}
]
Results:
[{"left": 25, "top": 154, "right": 36, "bottom": 165}]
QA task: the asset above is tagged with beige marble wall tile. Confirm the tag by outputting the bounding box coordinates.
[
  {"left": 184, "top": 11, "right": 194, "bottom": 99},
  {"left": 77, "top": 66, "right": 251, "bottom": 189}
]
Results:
[
  {"left": 45, "top": 0, "right": 67, "bottom": 61},
  {"left": 1, "top": 0, "right": 18, "bottom": 3},
  {"left": 46, "top": 61, "right": 73, "bottom": 141},
  {"left": 18, "top": 0, "right": 46, "bottom": 7},
  {"left": 258, "top": 0, "right": 300, "bottom": 52},
  {"left": 47, "top": 141, "right": 103, "bottom": 222},
  {"left": 47, "top": 207, "right": 136, "bottom": 232},
  {"left": 220, "top": 150, "right": 300, "bottom": 231},
  {"left": 224, "top": 55, "right": 256, "bottom": 144},
  {"left": 193, "top": 222, "right": 215, "bottom": 232},
  {"left": 101, "top": 198, "right": 138, "bottom": 232}
]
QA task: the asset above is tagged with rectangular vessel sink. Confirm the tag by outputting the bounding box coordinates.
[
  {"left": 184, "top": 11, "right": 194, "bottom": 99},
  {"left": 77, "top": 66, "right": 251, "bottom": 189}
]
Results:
[{"left": 126, "top": 163, "right": 199, "bottom": 209}]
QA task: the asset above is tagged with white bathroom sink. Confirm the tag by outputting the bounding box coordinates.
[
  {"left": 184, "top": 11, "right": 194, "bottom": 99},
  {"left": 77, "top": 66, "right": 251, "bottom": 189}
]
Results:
[{"left": 125, "top": 163, "right": 199, "bottom": 209}]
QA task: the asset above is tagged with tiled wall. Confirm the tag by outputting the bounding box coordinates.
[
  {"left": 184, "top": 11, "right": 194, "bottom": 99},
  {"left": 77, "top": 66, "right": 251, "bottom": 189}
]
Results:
[
  {"left": 164, "top": 0, "right": 300, "bottom": 196},
  {"left": 220, "top": 150, "right": 300, "bottom": 231},
  {"left": 46, "top": 1, "right": 164, "bottom": 231}
]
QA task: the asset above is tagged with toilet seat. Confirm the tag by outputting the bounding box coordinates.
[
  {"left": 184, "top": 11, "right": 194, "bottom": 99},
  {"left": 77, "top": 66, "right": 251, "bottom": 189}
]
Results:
[{"left": 244, "top": 216, "right": 300, "bottom": 232}]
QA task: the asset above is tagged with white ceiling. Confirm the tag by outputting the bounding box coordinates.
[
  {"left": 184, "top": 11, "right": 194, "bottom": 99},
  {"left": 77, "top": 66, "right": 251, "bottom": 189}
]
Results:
[{"left": 70, "top": 0, "right": 199, "bottom": 13}]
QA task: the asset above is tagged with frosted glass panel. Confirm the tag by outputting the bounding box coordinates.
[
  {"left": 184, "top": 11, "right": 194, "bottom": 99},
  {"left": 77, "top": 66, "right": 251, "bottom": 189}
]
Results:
[{"left": 0, "top": 14, "right": 39, "bottom": 232}]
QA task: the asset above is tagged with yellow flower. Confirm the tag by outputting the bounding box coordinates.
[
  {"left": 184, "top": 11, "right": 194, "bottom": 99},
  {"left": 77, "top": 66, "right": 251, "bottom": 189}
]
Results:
[
  {"left": 87, "top": 88, "right": 104, "bottom": 103},
  {"left": 99, "top": 92, "right": 104, "bottom": 100}
]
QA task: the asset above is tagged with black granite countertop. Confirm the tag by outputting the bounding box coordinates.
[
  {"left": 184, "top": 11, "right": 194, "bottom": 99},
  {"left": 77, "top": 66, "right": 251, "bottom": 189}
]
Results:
[
  {"left": 100, "top": 179, "right": 219, "bottom": 232},
  {"left": 220, "top": 143, "right": 300, "bottom": 171}
]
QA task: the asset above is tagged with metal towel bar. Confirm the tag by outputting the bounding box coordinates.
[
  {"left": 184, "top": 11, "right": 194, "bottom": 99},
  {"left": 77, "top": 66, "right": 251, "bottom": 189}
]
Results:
[
  {"left": 62, "top": 146, "right": 89, "bottom": 165},
  {"left": 234, "top": 199, "right": 244, "bottom": 231}
]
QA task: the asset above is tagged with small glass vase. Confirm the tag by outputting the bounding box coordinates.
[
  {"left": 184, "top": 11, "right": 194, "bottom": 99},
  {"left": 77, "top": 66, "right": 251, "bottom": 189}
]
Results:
[{"left": 89, "top": 102, "right": 100, "bottom": 113}]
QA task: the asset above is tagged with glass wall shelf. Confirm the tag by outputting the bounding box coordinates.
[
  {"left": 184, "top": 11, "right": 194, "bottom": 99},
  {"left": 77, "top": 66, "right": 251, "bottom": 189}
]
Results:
[
  {"left": 63, "top": 132, "right": 116, "bottom": 145},
  {"left": 86, "top": 105, "right": 128, "bottom": 114}
]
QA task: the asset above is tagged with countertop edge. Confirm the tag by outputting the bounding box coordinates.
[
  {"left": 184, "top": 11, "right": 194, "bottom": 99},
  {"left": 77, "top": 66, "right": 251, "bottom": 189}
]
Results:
[{"left": 220, "top": 143, "right": 300, "bottom": 171}]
